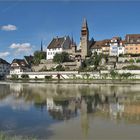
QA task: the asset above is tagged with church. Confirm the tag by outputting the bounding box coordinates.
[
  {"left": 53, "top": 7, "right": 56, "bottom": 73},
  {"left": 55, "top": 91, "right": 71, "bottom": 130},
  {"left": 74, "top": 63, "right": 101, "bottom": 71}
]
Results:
[{"left": 46, "top": 18, "right": 95, "bottom": 61}]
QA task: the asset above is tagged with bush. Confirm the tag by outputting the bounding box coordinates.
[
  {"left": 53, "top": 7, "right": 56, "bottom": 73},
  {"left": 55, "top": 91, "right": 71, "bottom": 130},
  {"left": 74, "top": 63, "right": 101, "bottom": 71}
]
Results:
[
  {"left": 45, "top": 75, "right": 52, "bottom": 80},
  {"left": 11, "top": 74, "right": 18, "bottom": 80},
  {"left": 122, "top": 65, "right": 140, "bottom": 70},
  {"left": 129, "top": 59, "right": 134, "bottom": 63},
  {"left": 55, "top": 65, "right": 65, "bottom": 71},
  {"left": 127, "top": 53, "right": 140, "bottom": 57},
  {"left": 124, "top": 59, "right": 128, "bottom": 63},
  {"left": 136, "top": 59, "right": 140, "bottom": 63},
  {"left": 110, "top": 70, "right": 118, "bottom": 79},
  {"left": 119, "top": 73, "right": 134, "bottom": 79},
  {"left": 21, "top": 74, "right": 29, "bottom": 79},
  {"left": 53, "top": 52, "right": 70, "bottom": 63}
]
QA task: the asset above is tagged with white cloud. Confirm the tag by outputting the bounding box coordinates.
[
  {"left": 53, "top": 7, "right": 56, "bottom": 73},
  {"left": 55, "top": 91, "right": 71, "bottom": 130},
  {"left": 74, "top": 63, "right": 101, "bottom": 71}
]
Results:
[
  {"left": 1, "top": 24, "right": 17, "bottom": 31},
  {"left": 9, "top": 43, "right": 32, "bottom": 55},
  {"left": 0, "top": 52, "right": 10, "bottom": 58}
]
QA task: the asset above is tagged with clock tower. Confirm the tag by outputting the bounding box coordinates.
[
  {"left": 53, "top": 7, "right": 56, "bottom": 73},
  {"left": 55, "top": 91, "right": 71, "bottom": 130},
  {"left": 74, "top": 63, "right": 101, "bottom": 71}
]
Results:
[{"left": 81, "top": 18, "right": 89, "bottom": 58}]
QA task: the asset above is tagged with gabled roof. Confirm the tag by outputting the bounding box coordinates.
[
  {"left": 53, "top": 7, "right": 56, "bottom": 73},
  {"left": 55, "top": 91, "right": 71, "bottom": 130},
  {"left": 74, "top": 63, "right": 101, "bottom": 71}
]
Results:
[
  {"left": 111, "top": 36, "right": 121, "bottom": 40},
  {"left": 126, "top": 34, "right": 140, "bottom": 38},
  {"left": 90, "top": 41, "right": 103, "bottom": 49},
  {"left": 90, "top": 39, "right": 111, "bottom": 49},
  {"left": 101, "top": 39, "right": 111, "bottom": 47},
  {"left": 48, "top": 36, "right": 71, "bottom": 49},
  {"left": 125, "top": 34, "right": 140, "bottom": 44},
  {"left": 11, "top": 59, "right": 27, "bottom": 67},
  {"left": 0, "top": 58, "right": 10, "bottom": 65},
  {"left": 24, "top": 55, "right": 34, "bottom": 65}
]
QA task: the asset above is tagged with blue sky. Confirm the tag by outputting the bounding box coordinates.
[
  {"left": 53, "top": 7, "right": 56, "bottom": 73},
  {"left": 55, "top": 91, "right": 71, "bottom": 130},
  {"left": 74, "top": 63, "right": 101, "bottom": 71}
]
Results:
[{"left": 0, "top": 1, "right": 140, "bottom": 62}]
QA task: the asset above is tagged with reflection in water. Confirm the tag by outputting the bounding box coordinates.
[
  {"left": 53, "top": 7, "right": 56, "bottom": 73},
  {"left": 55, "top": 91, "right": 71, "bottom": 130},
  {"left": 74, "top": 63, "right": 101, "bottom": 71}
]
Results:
[{"left": 0, "top": 83, "right": 140, "bottom": 139}]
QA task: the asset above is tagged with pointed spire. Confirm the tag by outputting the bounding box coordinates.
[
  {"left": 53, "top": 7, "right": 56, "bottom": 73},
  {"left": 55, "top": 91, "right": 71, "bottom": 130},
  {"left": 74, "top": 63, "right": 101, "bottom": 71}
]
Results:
[
  {"left": 41, "top": 40, "right": 43, "bottom": 52},
  {"left": 82, "top": 17, "right": 88, "bottom": 29}
]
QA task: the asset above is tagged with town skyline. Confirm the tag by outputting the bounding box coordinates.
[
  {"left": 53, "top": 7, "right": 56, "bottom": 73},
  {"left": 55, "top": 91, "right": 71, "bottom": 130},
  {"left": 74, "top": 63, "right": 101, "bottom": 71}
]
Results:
[{"left": 0, "top": 1, "right": 140, "bottom": 62}]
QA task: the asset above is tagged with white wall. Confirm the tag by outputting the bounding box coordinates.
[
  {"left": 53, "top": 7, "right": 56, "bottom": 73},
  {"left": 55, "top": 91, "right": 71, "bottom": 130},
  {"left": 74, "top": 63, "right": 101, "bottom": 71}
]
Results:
[
  {"left": 110, "top": 44, "right": 124, "bottom": 56},
  {"left": 91, "top": 48, "right": 102, "bottom": 55},
  {"left": 10, "top": 67, "right": 31, "bottom": 75},
  {"left": 46, "top": 48, "right": 63, "bottom": 60},
  {"left": 118, "top": 46, "right": 124, "bottom": 56}
]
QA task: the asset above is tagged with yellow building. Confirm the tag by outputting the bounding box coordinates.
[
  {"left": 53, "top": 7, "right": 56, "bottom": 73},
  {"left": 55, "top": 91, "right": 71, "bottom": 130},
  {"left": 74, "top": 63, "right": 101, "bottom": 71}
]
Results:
[
  {"left": 125, "top": 34, "right": 140, "bottom": 54},
  {"left": 101, "top": 39, "right": 111, "bottom": 55}
]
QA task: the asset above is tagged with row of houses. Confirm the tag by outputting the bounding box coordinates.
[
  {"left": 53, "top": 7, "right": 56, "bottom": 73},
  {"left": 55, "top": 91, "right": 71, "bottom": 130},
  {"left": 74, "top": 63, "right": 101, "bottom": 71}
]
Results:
[
  {"left": 92, "top": 34, "right": 140, "bottom": 56},
  {"left": 0, "top": 56, "right": 33, "bottom": 78},
  {"left": 46, "top": 18, "right": 140, "bottom": 61},
  {"left": 46, "top": 34, "right": 140, "bottom": 60},
  {"left": 1, "top": 18, "right": 140, "bottom": 77}
]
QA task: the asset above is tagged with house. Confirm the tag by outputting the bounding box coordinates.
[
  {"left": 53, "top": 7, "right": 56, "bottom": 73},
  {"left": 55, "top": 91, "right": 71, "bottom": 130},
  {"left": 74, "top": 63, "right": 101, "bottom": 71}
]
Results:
[
  {"left": 118, "top": 40, "right": 125, "bottom": 56},
  {"left": 125, "top": 34, "right": 140, "bottom": 54},
  {"left": 101, "top": 39, "right": 110, "bottom": 55},
  {"left": 10, "top": 59, "right": 31, "bottom": 75},
  {"left": 90, "top": 41, "right": 102, "bottom": 55},
  {"left": 46, "top": 36, "right": 72, "bottom": 60},
  {"left": 110, "top": 37, "right": 124, "bottom": 56},
  {"left": 0, "top": 58, "right": 10, "bottom": 78}
]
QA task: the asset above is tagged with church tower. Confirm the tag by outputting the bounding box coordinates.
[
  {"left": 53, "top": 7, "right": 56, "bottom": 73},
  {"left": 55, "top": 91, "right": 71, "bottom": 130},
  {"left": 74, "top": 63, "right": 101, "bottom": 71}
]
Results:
[{"left": 81, "top": 18, "right": 89, "bottom": 58}]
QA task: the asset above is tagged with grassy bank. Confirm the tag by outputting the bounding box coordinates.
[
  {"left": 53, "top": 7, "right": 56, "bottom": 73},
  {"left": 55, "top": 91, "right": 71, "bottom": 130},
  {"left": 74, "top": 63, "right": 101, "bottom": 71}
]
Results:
[{"left": 0, "top": 132, "right": 36, "bottom": 140}]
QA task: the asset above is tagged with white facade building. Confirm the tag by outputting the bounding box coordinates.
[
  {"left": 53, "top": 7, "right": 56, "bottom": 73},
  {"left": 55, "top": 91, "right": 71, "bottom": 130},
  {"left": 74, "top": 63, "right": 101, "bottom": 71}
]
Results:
[
  {"left": 47, "top": 48, "right": 62, "bottom": 60},
  {"left": 46, "top": 36, "right": 72, "bottom": 60},
  {"left": 10, "top": 59, "right": 31, "bottom": 75},
  {"left": 110, "top": 37, "right": 124, "bottom": 56},
  {"left": 91, "top": 47, "right": 102, "bottom": 55}
]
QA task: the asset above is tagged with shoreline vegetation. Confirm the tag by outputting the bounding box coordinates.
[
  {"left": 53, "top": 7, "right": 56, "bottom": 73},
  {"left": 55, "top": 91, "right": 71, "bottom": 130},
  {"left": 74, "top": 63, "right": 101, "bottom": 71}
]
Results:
[
  {"left": 3, "top": 79, "right": 140, "bottom": 84},
  {"left": 0, "top": 132, "right": 36, "bottom": 140}
]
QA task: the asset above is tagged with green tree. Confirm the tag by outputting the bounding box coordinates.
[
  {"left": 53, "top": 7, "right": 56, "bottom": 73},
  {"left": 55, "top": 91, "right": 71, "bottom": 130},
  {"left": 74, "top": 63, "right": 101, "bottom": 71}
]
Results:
[
  {"left": 93, "top": 52, "right": 102, "bottom": 69},
  {"left": 33, "top": 51, "right": 46, "bottom": 65},
  {"left": 136, "top": 59, "right": 140, "bottom": 63},
  {"left": 110, "top": 70, "right": 118, "bottom": 79},
  {"left": 129, "top": 59, "right": 134, "bottom": 63},
  {"left": 80, "top": 52, "right": 102, "bottom": 71},
  {"left": 53, "top": 52, "right": 70, "bottom": 64}
]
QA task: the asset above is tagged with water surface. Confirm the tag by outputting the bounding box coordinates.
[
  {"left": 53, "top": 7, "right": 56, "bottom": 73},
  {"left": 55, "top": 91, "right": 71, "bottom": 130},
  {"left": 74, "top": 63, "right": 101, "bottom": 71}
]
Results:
[{"left": 0, "top": 83, "right": 140, "bottom": 140}]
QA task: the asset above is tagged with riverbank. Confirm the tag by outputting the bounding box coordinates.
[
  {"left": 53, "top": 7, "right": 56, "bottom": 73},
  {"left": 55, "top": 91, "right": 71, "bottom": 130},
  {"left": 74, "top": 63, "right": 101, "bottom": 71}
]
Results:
[
  {"left": 0, "top": 132, "right": 36, "bottom": 140},
  {"left": 3, "top": 79, "right": 140, "bottom": 84}
]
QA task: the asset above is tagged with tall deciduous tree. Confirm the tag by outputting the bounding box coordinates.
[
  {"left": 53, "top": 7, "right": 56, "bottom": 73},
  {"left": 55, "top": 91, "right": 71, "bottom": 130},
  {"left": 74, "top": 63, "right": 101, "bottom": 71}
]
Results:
[
  {"left": 53, "top": 52, "right": 70, "bottom": 64},
  {"left": 33, "top": 51, "right": 46, "bottom": 65}
]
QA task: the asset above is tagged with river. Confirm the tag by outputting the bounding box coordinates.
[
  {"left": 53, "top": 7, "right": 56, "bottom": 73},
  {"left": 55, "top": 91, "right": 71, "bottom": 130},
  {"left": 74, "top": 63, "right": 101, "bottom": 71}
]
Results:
[{"left": 0, "top": 83, "right": 140, "bottom": 140}]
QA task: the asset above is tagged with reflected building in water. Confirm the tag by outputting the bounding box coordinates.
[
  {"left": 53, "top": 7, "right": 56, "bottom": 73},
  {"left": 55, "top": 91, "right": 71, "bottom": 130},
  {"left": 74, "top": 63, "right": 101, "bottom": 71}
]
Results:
[{"left": 0, "top": 83, "right": 140, "bottom": 123}]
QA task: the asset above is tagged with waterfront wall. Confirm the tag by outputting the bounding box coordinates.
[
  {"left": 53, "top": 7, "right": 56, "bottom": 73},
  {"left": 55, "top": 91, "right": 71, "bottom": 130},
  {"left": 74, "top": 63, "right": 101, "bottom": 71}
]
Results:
[{"left": 7, "top": 70, "right": 140, "bottom": 79}]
